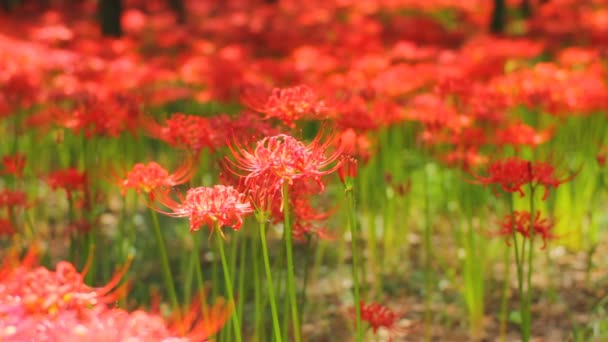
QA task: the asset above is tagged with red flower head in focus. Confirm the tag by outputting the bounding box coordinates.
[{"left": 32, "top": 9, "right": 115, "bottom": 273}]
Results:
[
  {"left": 120, "top": 160, "right": 194, "bottom": 201},
  {"left": 1, "top": 153, "right": 26, "bottom": 178},
  {"left": 241, "top": 84, "right": 329, "bottom": 128},
  {"left": 155, "top": 185, "right": 253, "bottom": 235},
  {"left": 471, "top": 157, "right": 577, "bottom": 200},
  {"left": 227, "top": 133, "right": 343, "bottom": 210}
]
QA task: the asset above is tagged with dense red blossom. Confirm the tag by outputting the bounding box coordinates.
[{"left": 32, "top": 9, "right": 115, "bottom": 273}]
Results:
[
  {"left": 494, "top": 121, "right": 553, "bottom": 147},
  {"left": 146, "top": 113, "right": 219, "bottom": 153},
  {"left": 120, "top": 160, "right": 194, "bottom": 200},
  {"left": 497, "top": 211, "right": 556, "bottom": 249},
  {"left": 0, "top": 218, "right": 15, "bottom": 238},
  {"left": 0, "top": 253, "right": 230, "bottom": 341},
  {"left": 1, "top": 153, "right": 26, "bottom": 178},
  {"left": 46, "top": 168, "right": 88, "bottom": 201},
  {"left": 227, "top": 133, "right": 343, "bottom": 209},
  {"left": 155, "top": 185, "right": 253, "bottom": 234},
  {"left": 0, "top": 190, "right": 28, "bottom": 209},
  {"left": 241, "top": 84, "right": 329, "bottom": 127},
  {"left": 472, "top": 157, "right": 577, "bottom": 199},
  {"left": 350, "top": 301, "right": 408, "bottom": 341},
  {"left": 58, "top": 92, "right": 142, "bottom": 138}
]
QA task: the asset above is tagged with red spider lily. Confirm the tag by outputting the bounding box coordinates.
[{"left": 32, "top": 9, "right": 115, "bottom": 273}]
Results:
[
  {"left": 0, "top": 251, "right": 228, "bottom": 341},
  {"left": 338, "top": 155, "right": 358, "bottom": 184},
  {"left": 45, "top": 168, "right": 87, "bottom": 201},
  {"left": 337, "top": 128, "right": 375, "bottom": 163},
  {"left": 227, "top": 133, "right": 343, "bottom": 208},
  {"left": 471, "top": 157, "right": 577, "bottom": 199},
  {"left": 1, "top": 153, "right": 26, "bottom": 178},
  {"left": 241, "top": 84, "right": 329, "bottom": 127},
  {"left": 269, "top": 180, "right": 335, "bottom": 240},
  {"left": 0, "top": 218, "right": 15, "bottom": 238},
  {"left": 494, "top": 121, "right": 553, "bottom": 147},
  {"left": 168, "top": 293, "right": 233, "bottom": 341},
  {"left": 154, "top": 185, "right": 253, "bottom": 235},
  {"left": 0, "top": 190, "right": 28, "bottom": 209},
  {"left": 350, "top": 301, "right": 409, "bottom": 341},
  {"left": 496, "top": 211, "right": 557, "bottom": 249},
  {"left": 145, "top": 113, "right": 220, "bottom": 153},
  {"left": 0, "top": 254, "right": 132, "bottom": 318},
  {"left": 120, "top": 160, "right": 194, "bottom": 201},
  {"left": 59, "top": 92, "right": 142, "bottom": 138}
]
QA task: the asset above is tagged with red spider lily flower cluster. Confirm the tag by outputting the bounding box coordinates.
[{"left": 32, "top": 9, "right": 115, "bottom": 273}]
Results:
[
  {"left": 0, "top": 190, "right": 28, "bottom": 209},
  {"left": 45, "top": 168, "right": 88, "bottom": 202},
  {"left": 120, "top": 161, "right": 194, "bottom": 200},
  {"left": 56, "top": 92, "right": 143, "bottom": 139},
  {"left": 228, "top": 133, "right": 343, "bottom": 205},
  {"left": 241, "top": 84, "right": 329, "bottom": 128},
  {"left": 0, "top": 255, "right": 131, "bottom": 318},
  {"left": 268, "top": 180, "right": 334, "bottom": 240},
  {"left": 155, "top": 185, "right": 253, "bottom": 234},
  {"left": 0, "top": 252, "right": 230, "bottom": 341},
  {"left": 350, "top": 301, "right": 408, "bottom": 341},
  {"left": 1, "top": 153, "right": 26, "bottom": 178},
  {"left": 0, "top": 218, "right": 16, "bottom": 238},
  {"left": 146, "top": 113, "right": 219, "bottom": 153},
  {"left": 471, "top": 157, "right": 577, "bottom": 200},
  {"left": 496, "top": 211, "right": 556, "bottom": 249}
]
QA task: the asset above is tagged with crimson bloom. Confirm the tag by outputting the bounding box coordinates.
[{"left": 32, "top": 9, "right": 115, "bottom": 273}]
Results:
[
  {"left": 241, "top": 84, "right": 329, "bottom": 127},
  {"left": 497, "top": 211, "right": 556, "bottom": 249},
  {"left": 120, "top": 160, "right": 194, "bottom": 200},
  {"left": 471, "top": 157, "right": 577, "bottom": 199},
  {"left": 155, "top": 185, "right": 253, "bottom": 234},
  {"left": 0, "top": 190, "right": 28, "bottom": 209},
  {"left": 45, "top": 168, "right": 88, "bottom": 201},
  {"left": 350, "top": 301, "right": 408, "bottom": 341},
  {"left": 227, "top": 133, "right": 343, "bottom": 210},
  {"left": 1, "top": 153, "right": 26, "bottom": 178}
]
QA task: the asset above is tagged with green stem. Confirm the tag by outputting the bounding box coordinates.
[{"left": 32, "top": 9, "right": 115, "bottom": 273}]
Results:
[
  {"left": 524, "top": 185, "right": 536, "bottom": 341},
  {"left": 252, "top": 232, "right": 263, "bottom": 342},
  {"left": 282, "top": 184, "right": 302, "bottom": 342},
  {"left": 258, "top": 214, "right": 283, "bottom": 342},
  {"left": 346, "top": 183, "right": 363, "bottom": 342},
  {"left": 192, "top": 232, "right": 208, "bottom": 317},
  {"left": 499, "top": 242, "right": 510, "bottom": 342},
  {"left": 215, "top": 223, "right": 242, "bottom": 342},
  {"left": 509, "top": 195, "right": 527, "bottom": 342},
  {"left": 423, "top": 165, "right": 433, "bottom": 342},
  {"left": 150, "top": 209, "right": 180, "bottom": 313}
]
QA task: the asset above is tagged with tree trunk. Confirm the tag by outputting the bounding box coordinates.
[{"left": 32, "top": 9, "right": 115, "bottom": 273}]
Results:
[
  {"left": 490, "top": 0, "right": 507, "bottom": 34},
  {"left": 99, "top": 0, "right": 123, "bottom": 37}
]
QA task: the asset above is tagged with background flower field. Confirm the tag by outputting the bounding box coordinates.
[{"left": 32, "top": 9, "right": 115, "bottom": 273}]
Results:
[{"left": 1, "top": 0, "right": 608, "bottom": 341}]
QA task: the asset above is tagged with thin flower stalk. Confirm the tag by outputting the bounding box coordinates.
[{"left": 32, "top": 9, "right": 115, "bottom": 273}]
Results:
[{"left": 282, "top": 183, "right": 302, "bottom": 342}]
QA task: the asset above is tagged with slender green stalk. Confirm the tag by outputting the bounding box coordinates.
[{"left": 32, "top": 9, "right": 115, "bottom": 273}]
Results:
[
  {"left": 251, "top": 231, "right": 263, "bottom": 342},
  {"left": 498, "top": 243, "right": 511, "bottom": 342},
  {"left": 215, "top": 223, "right": 242, "bottom": 342},
  {"left": 150, "top": 209, "right": 180, "bottom": 313},
  {"left": 258, "top": 213, "right": 282, "bottom": 342},
  {"left": 237, "top": 236, "right": 247, "bottom": 338},
  {"left": 282, "top": 184, "right": 302, "bottom": 342},
  {"left": 298, "top": 235, "right": 313, "bottom": 322},
  {"left": 191, "top": 232, "right": 208, "bottom": 316},
  {"left": 345, "top": 182, "right": 363, "bottom": 342},
  {"left": 423, "top": 165, "right": 433, "bottom": 342},
  {"left": 524, "top": 185, "right": 536, "bottom": 341}
]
